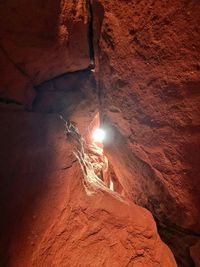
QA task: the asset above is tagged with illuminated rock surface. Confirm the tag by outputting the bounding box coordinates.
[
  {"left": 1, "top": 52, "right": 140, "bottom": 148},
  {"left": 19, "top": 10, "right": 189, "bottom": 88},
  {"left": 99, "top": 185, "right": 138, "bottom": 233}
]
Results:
[
  {"left": 92, "top": 0, "right": 200, "bottom": 265},
  {"left": 0, "top": 72, "right": 177, "bottom": 267}
]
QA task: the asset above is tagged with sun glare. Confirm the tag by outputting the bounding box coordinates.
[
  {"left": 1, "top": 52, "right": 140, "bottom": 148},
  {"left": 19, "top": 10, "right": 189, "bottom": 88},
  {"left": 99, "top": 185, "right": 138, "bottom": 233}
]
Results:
[{"left": 92, "top": 128, "right": 105, "bottom": 143}]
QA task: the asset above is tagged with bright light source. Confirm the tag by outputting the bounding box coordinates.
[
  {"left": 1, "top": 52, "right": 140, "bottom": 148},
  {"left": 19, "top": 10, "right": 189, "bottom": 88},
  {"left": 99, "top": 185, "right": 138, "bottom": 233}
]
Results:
[{"left": 92, "top": 128, "right": 105, "bottom": 143}]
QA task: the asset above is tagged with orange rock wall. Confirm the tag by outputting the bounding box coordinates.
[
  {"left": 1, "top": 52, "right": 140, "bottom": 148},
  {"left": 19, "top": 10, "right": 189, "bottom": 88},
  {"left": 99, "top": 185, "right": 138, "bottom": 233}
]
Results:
[
  {"left": 96, "top": 0, "right": 200, "bottom": 232},
  {"left": 0, "top": 72, "right": 177, "bottom": 267},
  {"left": 93, "top": 0, "right": 200, "bottom": 265}
]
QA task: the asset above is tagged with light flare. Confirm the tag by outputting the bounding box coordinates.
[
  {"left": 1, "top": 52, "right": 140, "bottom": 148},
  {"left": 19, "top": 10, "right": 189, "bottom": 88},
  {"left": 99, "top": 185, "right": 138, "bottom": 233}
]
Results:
[{"left": 92, "top": 128, "right": 105, "bottom": 143}]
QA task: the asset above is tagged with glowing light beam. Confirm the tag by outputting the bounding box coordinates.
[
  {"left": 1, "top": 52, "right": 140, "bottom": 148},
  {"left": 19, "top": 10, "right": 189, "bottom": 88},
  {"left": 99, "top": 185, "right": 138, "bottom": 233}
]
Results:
[{"left": 92, "top": 128, "right": 105, "bottom": 143}]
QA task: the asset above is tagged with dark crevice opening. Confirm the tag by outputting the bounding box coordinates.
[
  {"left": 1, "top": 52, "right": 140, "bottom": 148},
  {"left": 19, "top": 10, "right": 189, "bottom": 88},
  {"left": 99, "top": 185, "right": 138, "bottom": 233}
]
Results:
[
  {"left": 0, "top": 97, "right": 22, "bottom": 106},
  {"left": 87, "top": 0, "right": 95, "bottom": 69}
]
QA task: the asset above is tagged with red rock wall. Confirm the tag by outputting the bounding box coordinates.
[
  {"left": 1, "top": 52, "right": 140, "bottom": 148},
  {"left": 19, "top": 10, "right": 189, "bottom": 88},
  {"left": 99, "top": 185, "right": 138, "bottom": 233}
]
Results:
[
  {"left": 0, "top": 0, "right": 90, "bottom": 107},
  {"left": 0, "top": 1, "right": 199, "bottom": 266},
  {"left": 0, "top": 71, "right": 177, "bottom": 267},
  {"left": 93, "top": 0, "right": 200, "bottom": 265}
]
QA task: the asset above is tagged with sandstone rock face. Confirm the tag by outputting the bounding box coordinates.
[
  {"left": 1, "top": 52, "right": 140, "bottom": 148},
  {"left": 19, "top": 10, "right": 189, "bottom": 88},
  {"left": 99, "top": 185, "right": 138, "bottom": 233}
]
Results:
[
  {"left": 31, "top": 168, "right": 177, "bottom": 267},
  {"left": 0, "top": 72, "right": 177, "bottom": 266},
  {"left": 0, "top": 0, "right": 90, "bottom": 106},
  {"left": 93, "top": 0, "right": 200, "bottom": 265},
  {"left": 190, "top": 240, "right": 200, "bottom": 267}
]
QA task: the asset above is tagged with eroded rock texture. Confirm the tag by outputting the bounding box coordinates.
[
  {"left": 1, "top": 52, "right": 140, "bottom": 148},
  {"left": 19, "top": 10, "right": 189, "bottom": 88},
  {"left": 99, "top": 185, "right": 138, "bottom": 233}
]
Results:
[
  {"left": 0, "top": 0, "right": 199, "bottom": 266},
  {"left": 0, "top": 72, "right": 177, "bottom": 266},
  {"left": 0, "top": 0, "right": 90, "bottom": 106},
  {"left": 92, "top": 0, "right": 200, "bottom": 266}
]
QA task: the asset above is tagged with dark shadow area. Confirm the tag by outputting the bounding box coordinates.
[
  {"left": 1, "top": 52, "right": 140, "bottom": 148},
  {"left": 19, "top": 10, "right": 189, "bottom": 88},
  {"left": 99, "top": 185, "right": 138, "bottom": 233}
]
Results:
[
  {"left": 0, "top": 1, "right": 61, "bottom": 263},
  {"left": 0, "top": 0, "right": 60, "bottom": 45},
  {"left": 158, "top": 224, "right": 197, "bottom": 267},
  {"left": 86, "top": 0, "right": 95, "bottom": 66},
  {"left": 0, "top": 70, "right": 95, "bottom": 266}
]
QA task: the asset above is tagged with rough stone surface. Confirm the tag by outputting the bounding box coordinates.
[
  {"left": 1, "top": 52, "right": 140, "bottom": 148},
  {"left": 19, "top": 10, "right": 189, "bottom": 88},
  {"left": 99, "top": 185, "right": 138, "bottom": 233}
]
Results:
[
  {"left": 0, "top": 0, "right": 90, "bottom": 106},
  {"left": 1, "top": 1, "right": 199, "bottom": 265},
  {"left": 93, "top": 0, "right": 200, "bottom": 265},
  {"left": 0, "top": 72, "right": 177, "bottom": 266},
  {"left": 190, "top": 240, "right": 200, "bottom": 267}
]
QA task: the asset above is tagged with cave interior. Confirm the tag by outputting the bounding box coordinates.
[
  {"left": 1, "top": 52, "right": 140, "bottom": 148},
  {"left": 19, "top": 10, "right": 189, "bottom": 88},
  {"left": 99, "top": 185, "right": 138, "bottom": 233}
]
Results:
[{"left": 0, "top": 1, "right": 200, "bottom": 267}]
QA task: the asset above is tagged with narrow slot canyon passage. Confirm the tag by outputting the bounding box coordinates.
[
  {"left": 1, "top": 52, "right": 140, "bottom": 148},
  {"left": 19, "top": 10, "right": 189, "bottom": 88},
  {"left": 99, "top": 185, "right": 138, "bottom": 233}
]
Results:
[{"left": 0, "top": 1, "right": 200, "bottom": 267}]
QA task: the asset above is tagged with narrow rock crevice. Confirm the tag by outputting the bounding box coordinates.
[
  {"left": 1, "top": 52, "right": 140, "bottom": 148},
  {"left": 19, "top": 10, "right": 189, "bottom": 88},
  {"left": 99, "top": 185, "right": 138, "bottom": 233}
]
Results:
[
  {"left": 0, "top": 97, "right": 22, "bottom": 106},
  {"left": 86, "top": 0, "right": 95, "bottom": 68},
  {"left": 0, "top": 1, "right": 199, "bottom": 266}
]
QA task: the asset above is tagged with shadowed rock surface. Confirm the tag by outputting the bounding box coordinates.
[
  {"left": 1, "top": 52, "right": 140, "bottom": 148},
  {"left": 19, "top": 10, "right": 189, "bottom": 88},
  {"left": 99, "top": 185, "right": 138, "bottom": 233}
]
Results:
[{"left": 0, "top": 0, "right": 90, "bottom": 106}]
